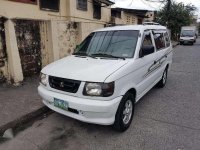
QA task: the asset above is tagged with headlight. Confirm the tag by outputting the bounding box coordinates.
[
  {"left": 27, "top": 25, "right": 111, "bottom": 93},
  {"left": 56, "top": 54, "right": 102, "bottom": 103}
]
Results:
[
  {"left": 40, "top": 73, "right": 47, "bottom": 86},
  {"left": 83, "top": 82, "right": 114, "bottom": 97}
]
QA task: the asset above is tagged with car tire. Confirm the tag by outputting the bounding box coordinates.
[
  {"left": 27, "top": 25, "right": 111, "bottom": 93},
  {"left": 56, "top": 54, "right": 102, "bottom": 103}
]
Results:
[
  {"left": 156, "top": 68, "right": 168, "bottom": 88},
  {"left": 113, "top": 92, "right": 135, "bottom": 132}
]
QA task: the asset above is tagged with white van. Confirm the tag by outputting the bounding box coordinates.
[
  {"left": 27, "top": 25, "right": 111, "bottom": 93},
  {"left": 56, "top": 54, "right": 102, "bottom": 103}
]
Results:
[
  {"left": 180, "top": 26, "right": 197, "bottom": 45},
  {"left": 38, "top": 25, "right": 173, "bottom": 132}
]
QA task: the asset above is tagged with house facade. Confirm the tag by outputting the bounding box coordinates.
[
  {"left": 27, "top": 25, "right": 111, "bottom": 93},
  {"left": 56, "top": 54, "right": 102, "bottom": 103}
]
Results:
[
  {"left": 111, "top": 8, "right": 155, "bottom": 25},
  {"left": 0, "top": 0, "right": 114, "bottom": 85}
]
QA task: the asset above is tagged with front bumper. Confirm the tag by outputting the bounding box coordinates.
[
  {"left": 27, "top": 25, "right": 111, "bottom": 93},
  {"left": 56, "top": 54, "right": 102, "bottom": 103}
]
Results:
[
  {"left": 38, "top": 85, "right": 122, "bottom": 125},
  {"left": 180, "top": 39, "right": 194, "bottom": 43}
]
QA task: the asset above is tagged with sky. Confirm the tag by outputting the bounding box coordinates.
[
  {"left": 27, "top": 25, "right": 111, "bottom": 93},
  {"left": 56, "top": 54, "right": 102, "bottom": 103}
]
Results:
[{"left": 111, "top": 0, "right": 200, "bottom": 16}]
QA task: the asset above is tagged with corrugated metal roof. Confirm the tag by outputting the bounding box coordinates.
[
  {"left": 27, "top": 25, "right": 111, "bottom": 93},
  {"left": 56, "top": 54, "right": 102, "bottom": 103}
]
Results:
[{"left": 94, "top": 0, "right": 115, "bottom": 6}]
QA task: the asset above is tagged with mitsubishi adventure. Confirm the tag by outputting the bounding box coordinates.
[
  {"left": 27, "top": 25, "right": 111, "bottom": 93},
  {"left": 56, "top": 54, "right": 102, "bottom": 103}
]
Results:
[{"left": 38, "top": 25, "right": 173, "bottom": 132}]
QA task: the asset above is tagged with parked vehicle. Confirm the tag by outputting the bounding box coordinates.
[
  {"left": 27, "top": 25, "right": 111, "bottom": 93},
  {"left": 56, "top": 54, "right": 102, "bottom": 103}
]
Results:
[
  {"left": 38, "top": 25, "right": 173, "bottom": 132},
  {"left": 180, "top": 26, "right": 198, "bottom": 45}
]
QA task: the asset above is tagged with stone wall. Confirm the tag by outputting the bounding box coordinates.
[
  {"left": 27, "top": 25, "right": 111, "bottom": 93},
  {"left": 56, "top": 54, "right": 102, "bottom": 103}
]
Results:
[{"left": 53, "top": 21, "right": 79, "bottom": 59}]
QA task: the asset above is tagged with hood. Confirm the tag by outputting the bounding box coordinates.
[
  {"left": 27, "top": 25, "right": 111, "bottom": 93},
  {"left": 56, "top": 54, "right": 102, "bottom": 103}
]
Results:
[{"left": 42, "top": 55, "right": 129, "bottom": 82}]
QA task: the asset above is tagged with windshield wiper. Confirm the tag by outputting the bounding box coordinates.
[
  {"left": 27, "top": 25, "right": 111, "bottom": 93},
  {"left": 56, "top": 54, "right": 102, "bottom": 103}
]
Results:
[
  {"left": 91, "top": 53, "right": 125, "bottom": 60},
  {"left": 73, "top": 52, "right": 97, "bottom": 59}
]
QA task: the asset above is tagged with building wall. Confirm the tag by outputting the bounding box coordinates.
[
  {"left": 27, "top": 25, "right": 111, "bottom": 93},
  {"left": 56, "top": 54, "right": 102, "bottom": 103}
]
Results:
[
  {"left": 145, "top": 11, "right": 154, "bottom": 22},
  {"left": 0, "top": 0, "right": 69, "bottom": 20},
  {"left": 68, "top": 0, "right": 111, "bottom": 24},
  {"left": 123, "top": 12, "right": 138, "bottom": 25},
  {"left": 79, "top": 22, "right": 104, "bottom": 42},
  {"left": 55, "top": 21, "right": 79, "bottom": 58},
  {"left": 68, "top": 0, "right": 111, "bottom": 42},
  {"left": 0, "top": 0, "right": 112, "bottom": 84},
  {"left": 112, "top": 11, "right": 138, "bottom": 25}
]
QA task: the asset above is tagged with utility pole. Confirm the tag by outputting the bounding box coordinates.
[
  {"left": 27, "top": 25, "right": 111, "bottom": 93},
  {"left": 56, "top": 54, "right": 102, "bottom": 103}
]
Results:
[{"left": 166, "top": 0, "right": 171, "bottom": 27}]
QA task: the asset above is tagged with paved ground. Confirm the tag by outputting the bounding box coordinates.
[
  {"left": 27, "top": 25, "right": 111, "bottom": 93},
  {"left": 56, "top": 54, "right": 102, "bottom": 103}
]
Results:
[
  {"left": 0, "top": 77, "right": 43, "bottom": 127},
  {"left": 1, "top": 39, "right": 200, "bottom": 150}
]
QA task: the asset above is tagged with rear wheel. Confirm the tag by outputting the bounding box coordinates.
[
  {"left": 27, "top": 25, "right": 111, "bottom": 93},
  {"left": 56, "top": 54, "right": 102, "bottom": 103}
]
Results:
[
  {"left": 156, "top": 68, "right": 168, "bottom": 88},
  {"left": 113, "top": 92, "right": 135, "bottom": 132}
]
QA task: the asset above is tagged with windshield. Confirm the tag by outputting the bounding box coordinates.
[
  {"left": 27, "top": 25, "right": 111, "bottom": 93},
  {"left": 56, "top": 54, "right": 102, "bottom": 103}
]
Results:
[
  {"left": 181, "top": 30, "right": 195, "bottom": 37},
  {"left": 74, "top": 30, "right": 139, "bottom": 58}
]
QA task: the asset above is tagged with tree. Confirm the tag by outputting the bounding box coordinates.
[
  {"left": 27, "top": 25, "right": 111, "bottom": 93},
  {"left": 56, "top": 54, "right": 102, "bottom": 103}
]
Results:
[{"left": 155, "top": 1, "right": 197, "bottom": 40}]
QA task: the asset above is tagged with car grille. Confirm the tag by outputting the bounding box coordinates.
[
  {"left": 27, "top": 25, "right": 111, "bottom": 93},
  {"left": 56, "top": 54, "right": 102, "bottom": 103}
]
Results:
[{"left": 49, "top": 76, "right": 81, "bottom": 93}]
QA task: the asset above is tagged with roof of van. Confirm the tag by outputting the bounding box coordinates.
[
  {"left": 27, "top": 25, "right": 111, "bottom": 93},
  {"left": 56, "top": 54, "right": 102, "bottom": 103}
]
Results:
[{"left": 94, "top": 25, "right": 167, "bottom": 32}]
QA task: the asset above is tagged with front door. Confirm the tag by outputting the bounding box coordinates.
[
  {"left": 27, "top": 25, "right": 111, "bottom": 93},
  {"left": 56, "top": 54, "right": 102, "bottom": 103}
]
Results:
[{"left": 135, "top": 30, "right": 157, "bottom": 97}]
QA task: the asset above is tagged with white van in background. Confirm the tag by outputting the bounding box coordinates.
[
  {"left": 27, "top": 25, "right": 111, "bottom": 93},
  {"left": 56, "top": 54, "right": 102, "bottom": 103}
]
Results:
[
  {"left": 38, "top": 25, "right": 173, "bottom": 132},
  {"left": 180, "top": 26, "right": 198, "bottom": 45}
]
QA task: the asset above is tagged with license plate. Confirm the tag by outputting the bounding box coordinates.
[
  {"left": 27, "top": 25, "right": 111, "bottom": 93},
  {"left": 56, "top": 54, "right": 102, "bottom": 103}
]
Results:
[{"left": 54, "top": 98, "right": 68, "bottom": 110}]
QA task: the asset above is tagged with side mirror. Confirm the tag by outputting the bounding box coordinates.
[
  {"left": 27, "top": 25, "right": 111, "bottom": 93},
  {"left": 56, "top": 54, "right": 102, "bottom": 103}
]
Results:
[{"left": 140, "top": 45, "right": 155, "bottom": 57}]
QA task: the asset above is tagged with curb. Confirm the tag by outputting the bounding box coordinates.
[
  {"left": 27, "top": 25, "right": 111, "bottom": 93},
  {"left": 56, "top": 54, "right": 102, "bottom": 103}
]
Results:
[
  {"left": 0, "top": 106, "right": 51, "bottom": 136},
  {"left": 172, "top": 42, "right": 179, "bottom": 48}
]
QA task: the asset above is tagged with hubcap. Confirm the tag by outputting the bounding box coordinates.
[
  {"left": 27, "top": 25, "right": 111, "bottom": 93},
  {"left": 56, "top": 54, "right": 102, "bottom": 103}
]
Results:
[{"left": 122, "top": 100, "right": 133, "bottom": 125}]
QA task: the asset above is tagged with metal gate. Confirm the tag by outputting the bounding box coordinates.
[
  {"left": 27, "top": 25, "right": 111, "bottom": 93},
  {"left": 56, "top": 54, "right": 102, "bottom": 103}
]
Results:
[
  {"left": 0, "top": 18, "right": 7, "bottom": 82},
  {"left": 14, "top": 20, "right": 42, "bottom": 77}
]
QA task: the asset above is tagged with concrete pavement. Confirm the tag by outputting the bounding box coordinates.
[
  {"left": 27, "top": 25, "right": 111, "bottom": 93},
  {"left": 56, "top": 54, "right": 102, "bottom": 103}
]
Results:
[{"left": 0, "top": 77, "right": 49, "bottom": 135}]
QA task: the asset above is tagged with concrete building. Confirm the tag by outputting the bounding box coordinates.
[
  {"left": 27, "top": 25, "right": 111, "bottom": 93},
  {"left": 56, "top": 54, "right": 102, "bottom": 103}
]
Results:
[
  {"left": 110, "top": 7, "right": 154, "bottom": 26},
  {"left": 0, "top": 0, "right": 114, "bottom": 85}
]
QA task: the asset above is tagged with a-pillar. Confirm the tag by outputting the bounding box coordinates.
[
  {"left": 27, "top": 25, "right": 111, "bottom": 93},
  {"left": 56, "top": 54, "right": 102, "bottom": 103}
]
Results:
[{"left": 4, "top": 19, "right": 23, "bottom": 85}]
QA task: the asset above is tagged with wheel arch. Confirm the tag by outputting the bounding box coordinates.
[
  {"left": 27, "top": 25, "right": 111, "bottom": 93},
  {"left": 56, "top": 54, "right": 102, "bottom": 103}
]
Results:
[
  {"left": 166, "top": 64, "right": 169, "bottom": 70},
  {"left": 126, "top": 88, "right": 137, "bottom": 103}
]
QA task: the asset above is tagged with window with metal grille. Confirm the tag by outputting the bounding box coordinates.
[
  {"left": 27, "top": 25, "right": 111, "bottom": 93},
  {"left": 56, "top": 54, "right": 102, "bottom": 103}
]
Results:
[
  {"left": 39, "top": 0, "right": 60, "bottom": 12},
  {"left": 9, "top": 0, "right": 37, "bottom": 4},
  {"left": 77, "top": 0, "right": 87, "bottom": 11},
  {"left": 93, "top": 1, "right": 101, "bottom": 20}
]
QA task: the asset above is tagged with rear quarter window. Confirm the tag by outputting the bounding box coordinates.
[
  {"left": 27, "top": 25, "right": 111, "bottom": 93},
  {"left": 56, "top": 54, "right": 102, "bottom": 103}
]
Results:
[
  {"left": 153, "top": 32, "right": 165, "bottom": 51},
  {"left": 164, "top": 32, "right": 171, "bottom": 47}
]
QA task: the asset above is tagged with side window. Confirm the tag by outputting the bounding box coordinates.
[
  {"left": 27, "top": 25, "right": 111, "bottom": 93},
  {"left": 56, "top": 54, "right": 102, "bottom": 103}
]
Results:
[
  {"left": 77, "top": 0, "right": 87, "bottom": 11},
  {"left": 141, "top": 31, "right": 154, "bottom": 55},
  {"left": 93, "top": 1, "right": 101, "bottom": 19},
  {"left": 142, "top": 32, "right": 153, "bottom": 47},
  {"left": 153, "top": 32, "right": 165, "bottom": 50},
  {"left": 40, "top": 0, "right": 60, "bottom": 12},
  {"left": 164, "top": 32, "right": 170, "bottom": 47}
]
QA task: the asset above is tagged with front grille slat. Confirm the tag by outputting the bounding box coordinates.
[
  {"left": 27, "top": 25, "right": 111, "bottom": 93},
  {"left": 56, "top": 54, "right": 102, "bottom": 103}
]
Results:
[{"left": 49, "top": 76, "right": 81, "bottom": 93}]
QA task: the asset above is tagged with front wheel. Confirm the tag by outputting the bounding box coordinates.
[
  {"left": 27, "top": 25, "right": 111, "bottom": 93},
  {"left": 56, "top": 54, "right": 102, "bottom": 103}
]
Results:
[
  {"left": 156, "top": 68, "right": 168, "bottom": 88},
  {"left": 113, "top": 92, "right": 135, "bottom": 132}
]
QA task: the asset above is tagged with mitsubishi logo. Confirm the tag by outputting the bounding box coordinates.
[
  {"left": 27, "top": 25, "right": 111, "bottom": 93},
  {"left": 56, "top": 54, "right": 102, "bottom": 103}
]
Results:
[{"left": 60, "top": 82, "right": 64, "bottom": 88}]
